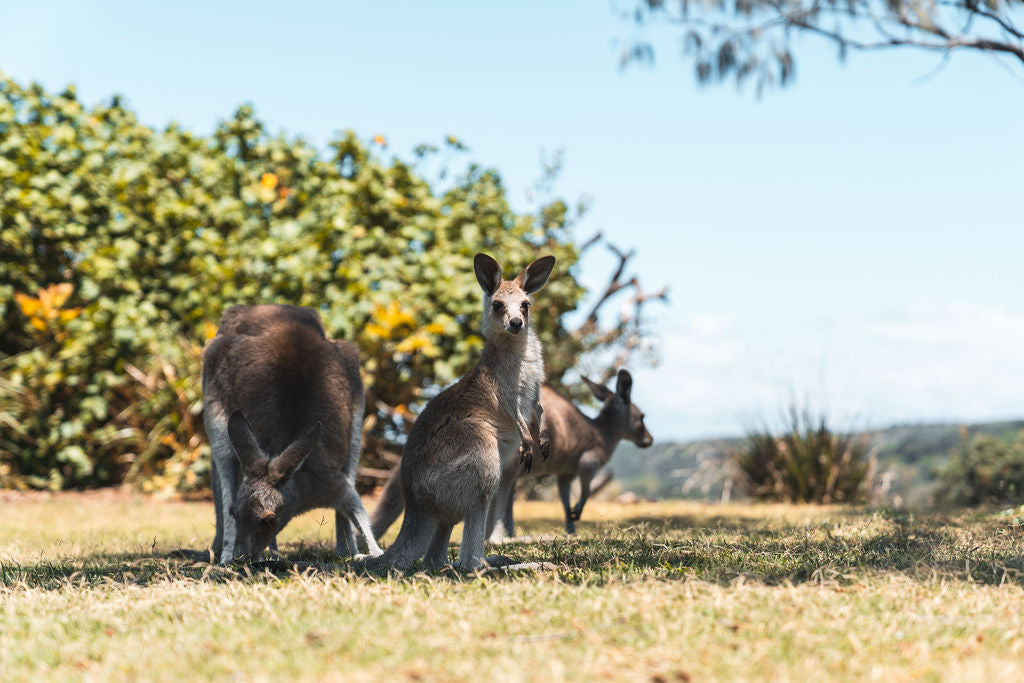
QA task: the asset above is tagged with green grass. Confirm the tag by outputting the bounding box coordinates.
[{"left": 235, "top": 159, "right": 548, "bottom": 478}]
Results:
[{"left": 2, "top": 494, "right": 1024, "bottom": 681}]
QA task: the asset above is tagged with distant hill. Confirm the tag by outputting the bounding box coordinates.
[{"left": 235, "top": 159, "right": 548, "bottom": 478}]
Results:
[{"left": 609, "top": 420, "right": 1024, "bottom": 506}]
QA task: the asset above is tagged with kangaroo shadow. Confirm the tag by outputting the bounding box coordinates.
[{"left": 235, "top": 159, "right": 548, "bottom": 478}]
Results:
[{"left": 0, "top": 541, "right": 550, "bottom": 589}]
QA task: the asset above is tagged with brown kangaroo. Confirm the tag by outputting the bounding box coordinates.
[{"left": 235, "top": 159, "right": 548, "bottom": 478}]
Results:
[
  {"left": 202, "top": 304, "right": 381, "bottom": 563},
  {"left": 361, "top": 253, "right": 554, "bottom": 571}
]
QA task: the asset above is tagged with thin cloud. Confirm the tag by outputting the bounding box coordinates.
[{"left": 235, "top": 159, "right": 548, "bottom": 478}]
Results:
[{"left": 632, "top": 302, "right": 1024, "bottom": 440}]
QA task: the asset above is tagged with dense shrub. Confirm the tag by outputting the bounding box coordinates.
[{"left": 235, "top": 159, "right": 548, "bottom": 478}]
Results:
[
  {"left": 0, "top": 73, "right": 628, "bottom": 493},
  {"left": 936, "top": 431, "right": 1024, "bottom": 506},
  {"left": 736, "top": 408, "right": 874, "bottom": 503}
]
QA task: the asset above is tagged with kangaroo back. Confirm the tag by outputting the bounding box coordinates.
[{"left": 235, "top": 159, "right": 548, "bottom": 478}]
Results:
[{"left": 204, "top": 304, "right": 360, "bottom": 459}]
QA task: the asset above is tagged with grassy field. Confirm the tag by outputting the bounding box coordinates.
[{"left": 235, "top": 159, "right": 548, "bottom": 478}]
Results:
[{"left": 2, "top": 493, "right": 1024, "bottom": 681}]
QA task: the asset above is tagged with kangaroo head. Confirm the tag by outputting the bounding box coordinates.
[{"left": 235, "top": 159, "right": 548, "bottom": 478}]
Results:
[
  {"left": 582, "top": 369, "right": 653, "bottom": 448},
  {"left": 474, "top": 253, "right": 555, "bottom": 339},
  {"left": 226, "top": 411, "right": 321, "bottom": 560}
]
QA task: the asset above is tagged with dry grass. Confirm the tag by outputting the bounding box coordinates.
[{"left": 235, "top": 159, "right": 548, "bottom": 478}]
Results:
[{"left": 2, "top": 493, "right": 1024, "bottom": 681}]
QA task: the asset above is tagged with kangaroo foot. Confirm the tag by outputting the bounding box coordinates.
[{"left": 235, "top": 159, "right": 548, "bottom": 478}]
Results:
[{"left": 481, "top": 554, "right": 517, "bottom": 568}]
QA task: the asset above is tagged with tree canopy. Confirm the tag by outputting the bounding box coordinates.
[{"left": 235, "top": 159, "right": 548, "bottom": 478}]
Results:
[{"left": 0, "top": 73, "right": 664, "bottom": 493}]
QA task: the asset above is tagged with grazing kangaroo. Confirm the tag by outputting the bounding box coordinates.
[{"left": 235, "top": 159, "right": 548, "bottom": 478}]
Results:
[
  {"left": 487, "top": 370, "right": 653, "bottom": 539},
  {"left": 202, "top": 304, "right": 382, "bottom": 563},
  {"left": 363, "top": 253, "right": 555, "bottom": 572}
]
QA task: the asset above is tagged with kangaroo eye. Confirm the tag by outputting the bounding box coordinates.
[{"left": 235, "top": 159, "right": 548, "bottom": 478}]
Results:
[
  {"left": 521, "top": 301, "right": 530, "bottom": 311},
  {"left": 492, "top": 301, "right": 504, "bottom": 313}
]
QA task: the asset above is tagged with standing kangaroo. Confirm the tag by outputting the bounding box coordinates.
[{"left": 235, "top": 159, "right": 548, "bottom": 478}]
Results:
[
  {"left": 202, "top": 304, "right": 382, "bottom": 563},
  {"left": 369, "top": 347, "right": 547, "bottom": 542},
  {"left": 487, "top": 370, "right": 653, "bottom": 539},
  {"left": 363, "top": 253, "right": 554, "bottom": 571}
]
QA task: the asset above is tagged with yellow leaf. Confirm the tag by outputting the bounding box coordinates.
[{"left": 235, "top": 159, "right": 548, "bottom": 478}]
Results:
[
  {"left": 204, "top": 321, "right": 218, "bottom": 339},
  {"left": 58, "top": 308, "right": 81, "bottom": 323},
  {"left": 15, "top": 292, "right": 42, "bottom": 317},
  {"left": 364, "top": 323, "right": 389, "bottom": 339},
  {"left": 395, "top": 333, "right": 439, "bottom": 356},
  {"left": 370, "top": 301, "right": 416, "bottom": 336},
  {"left": 382, "top": 301, "right": 415, "bottom": 330},
  {"left": 30, "top": 318, "right": 47, "bottom": 331},
  {"left": 373, "top": 134, "right": 387, "bottom": 146},
  {"left": 395, "top": 335, "right": 425, "bottom": 353},
  {"left": 38, "top": 282, "right": 73, "bottom": 309},
  {"left": 260, "top": 173, "right": 278, "bottom": 190},
  {"left": 423, "top": 322, "right": 445, "bottom": 335}
]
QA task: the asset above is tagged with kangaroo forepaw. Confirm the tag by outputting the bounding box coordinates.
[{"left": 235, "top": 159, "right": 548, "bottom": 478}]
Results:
[
  {"left": 519, "top": 440, "right": 535, "bottom": 473},
  {"left": 569, "top": 504, "right": 583, "bottom": 521},
  {"left": 539, "top": 432, "right": 551, "bottom": 460}
]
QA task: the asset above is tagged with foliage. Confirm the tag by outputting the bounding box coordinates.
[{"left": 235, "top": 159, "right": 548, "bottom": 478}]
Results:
[
  {"left": 625, "top": 0, "right": 1024, "bottom": 93},
  {"left": 0, "top": 72, "right": 660, "bottom": 493},
  {"left": 3, "top": 496, "right": 1024, "bottom": 679},
  {"left": 936, "top": 429, "right": 1024, "bottom": 506},
  {"left": 735, "top": 407, "right": 874, "bottom": 503}
]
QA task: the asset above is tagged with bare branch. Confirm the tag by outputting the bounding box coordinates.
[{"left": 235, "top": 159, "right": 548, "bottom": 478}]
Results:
[
  {"left": 576, "top": 242, "right": 639, "bottom": 333},
  {"left": 631, "top": 0, "right": 1024, "bottom": 88},
  {"left": 789, "top": 16, "right": 1024, "bottom": 64},
  {"left": 579, "top": 230, "right": 604, "bottom": 253}
]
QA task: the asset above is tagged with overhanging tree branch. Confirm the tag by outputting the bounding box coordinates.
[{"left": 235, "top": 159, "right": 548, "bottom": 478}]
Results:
[{"left": 626, "top": 0, "right": 1024, "bottom": 89}]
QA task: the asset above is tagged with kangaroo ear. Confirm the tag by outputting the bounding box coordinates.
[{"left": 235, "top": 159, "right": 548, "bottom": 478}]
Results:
[
  {"left": 227, "top": 411, "right": 268, "bottom": 479},
  {"left": 515, "top": 255, "right": 556, "bottom": 295},
  {"left": 474, "top": 253, "right": 502, "bottom": 296},
  {"left": 582, "top": 376, "right": 613, "bottom": 402},
  {"left": 268, "top": 422, "right": 321, "bottom": 486},
  {"left": 615, "top": 369, "right": 633, "bottom": 402}
]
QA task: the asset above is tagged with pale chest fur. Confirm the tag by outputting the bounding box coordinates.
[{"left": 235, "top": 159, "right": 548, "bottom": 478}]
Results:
[{"left": 488, "top": 332, "right": 544, "bottom": 431}]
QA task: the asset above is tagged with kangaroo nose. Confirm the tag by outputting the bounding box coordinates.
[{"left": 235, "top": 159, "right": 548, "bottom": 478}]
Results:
[{"left": 508, "top": 318, "right": 523, "bottom": 333}]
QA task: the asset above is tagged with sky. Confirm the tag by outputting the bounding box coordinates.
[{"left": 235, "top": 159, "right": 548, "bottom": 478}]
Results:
[{"left": 2, "top": 1, "right": 1022, "bottom": 440}]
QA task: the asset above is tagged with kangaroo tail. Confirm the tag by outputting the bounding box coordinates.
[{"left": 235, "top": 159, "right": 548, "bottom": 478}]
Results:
[
  {"left": 370, "top": 461, "right": 405, "bottom": 539},
  {"left": 363, "top": 502, "right": 435, "bottom": 573}
]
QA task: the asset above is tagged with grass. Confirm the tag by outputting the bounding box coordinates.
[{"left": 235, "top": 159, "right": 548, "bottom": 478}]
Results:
[{"left": 2, "top": 493, "right": 1024, "bottom": 681}]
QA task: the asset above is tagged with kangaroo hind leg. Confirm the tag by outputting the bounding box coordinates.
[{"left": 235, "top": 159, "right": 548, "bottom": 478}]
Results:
[
  {"left": 335, "top": 510, "right": 358, "bottom": 557},
  {"left": 425, "top": 524, "right": 454, "bottom": 569},
  {"left": 339, "top": 484, "right": 383, "bottom": 557},
  {"left": 458, "top": 506, "right": 489, "bottom": 571}
]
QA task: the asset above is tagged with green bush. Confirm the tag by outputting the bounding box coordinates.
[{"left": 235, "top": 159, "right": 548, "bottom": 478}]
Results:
[
  {"left": 936, "top": 431, "right": 1024, "bottom": 506},
  {"left": 736, "top": 408, "right": 874, "bottom": 503},
  {"left": 0, "top": 72, "right": 633, "bottom": 494}
]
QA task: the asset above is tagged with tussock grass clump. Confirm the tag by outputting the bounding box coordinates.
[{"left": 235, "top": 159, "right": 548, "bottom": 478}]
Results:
[{"left": 737, "top": 407, "right": 874, "bottom": 503}]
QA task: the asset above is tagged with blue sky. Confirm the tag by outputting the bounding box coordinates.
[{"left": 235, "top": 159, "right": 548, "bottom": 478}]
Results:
[{"left": 2, "top": 1, "right": 1022, "bottom": 439}]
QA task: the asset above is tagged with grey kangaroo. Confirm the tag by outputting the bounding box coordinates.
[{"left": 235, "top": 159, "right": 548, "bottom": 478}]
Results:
[
  {"left": 369, "top": 341, "right": 547, "bottom": 542},
  {"left": 362, "top": 253, "right": 554, "bottom": 571},
  {"left": 487, "top": 370, "right": 653, "bottom": 539},
  {"left": 202, "top": 304, "right": 382, "bottom": 563}
]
